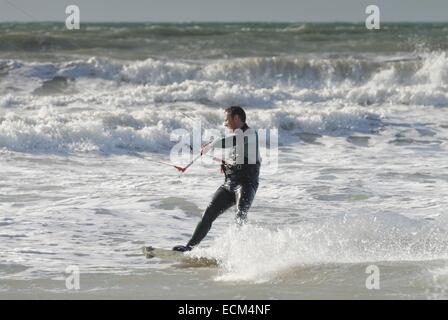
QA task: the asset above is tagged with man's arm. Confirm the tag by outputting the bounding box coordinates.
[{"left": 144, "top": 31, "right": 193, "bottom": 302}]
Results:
[{"left": 201, "top": 136, "right": 236, "bottom": 155}]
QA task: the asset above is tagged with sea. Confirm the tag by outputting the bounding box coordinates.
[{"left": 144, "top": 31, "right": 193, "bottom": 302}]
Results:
[{"left": 1, "top": 22, "right": 448, "bottom": 299}]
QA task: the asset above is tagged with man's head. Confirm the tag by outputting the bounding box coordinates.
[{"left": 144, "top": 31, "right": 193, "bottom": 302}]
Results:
[{"left": 224, "top": 106, "right": 246, "bottom": 131}]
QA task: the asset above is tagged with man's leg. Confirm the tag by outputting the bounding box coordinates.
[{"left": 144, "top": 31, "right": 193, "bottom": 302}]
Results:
[
  {"left": 234, "top": 182, "right": 258, "bottom": 225},
  {"left": 186, "top": 185, "right": 235, "bottom": 247}
]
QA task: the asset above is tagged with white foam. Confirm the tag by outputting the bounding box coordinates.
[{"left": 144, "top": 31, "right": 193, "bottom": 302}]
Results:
[
  {"left": 192, "top": 213, "right": 448, "bottom": 282},
  {"left": 0, "top": 94, "right": 22, "bottom": 108},
  {"left": 2, "top": 52, "right": 448, "bottom": 108},
  {"left": 121, "top": 58, "right": 196, "bottom": 85},
  {"left": 0, "top": 108, "right": 179, "bottom": 153},
  {"left": 0, "top": 102, "right": 381, "bottom": 154}
]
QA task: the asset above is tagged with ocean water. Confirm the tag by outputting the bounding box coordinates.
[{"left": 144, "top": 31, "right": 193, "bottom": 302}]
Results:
[{"left": 1, "top": 22, "right": 448, "bottom": 299}]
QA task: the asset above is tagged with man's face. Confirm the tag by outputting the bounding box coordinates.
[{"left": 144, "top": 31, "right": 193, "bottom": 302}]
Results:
[{"left": 223, "top": 112, "right": 241, "bottom": 131}]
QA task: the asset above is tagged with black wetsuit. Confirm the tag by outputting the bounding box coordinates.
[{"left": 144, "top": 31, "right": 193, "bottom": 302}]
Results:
[{"left": 186, "top": 124, "right": 260, "bottom": 247}]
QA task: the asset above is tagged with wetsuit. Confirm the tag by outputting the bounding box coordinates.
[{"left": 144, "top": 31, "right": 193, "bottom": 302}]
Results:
[{"left": 186, "top": 123, "right": 261, "bottom": 248}]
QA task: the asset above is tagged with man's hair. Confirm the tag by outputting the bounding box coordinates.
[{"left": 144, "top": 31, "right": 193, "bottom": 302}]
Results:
[{"left": 224, "top": 106, "right": 246, "bottom": 123}]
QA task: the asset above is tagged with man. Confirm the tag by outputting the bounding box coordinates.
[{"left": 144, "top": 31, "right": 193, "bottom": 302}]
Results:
[{"left": 173, "top": 106, "right": 261, "bottom": 252}]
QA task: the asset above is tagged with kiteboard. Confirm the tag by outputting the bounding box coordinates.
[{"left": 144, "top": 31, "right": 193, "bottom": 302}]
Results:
[{"left": 142, "top": 246, "right": 218, "bottom": 267}]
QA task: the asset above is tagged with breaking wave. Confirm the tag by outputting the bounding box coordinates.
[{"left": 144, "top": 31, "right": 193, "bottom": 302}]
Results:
[{"left": 2, "top": 51, "right": 448, "bottom": 107}]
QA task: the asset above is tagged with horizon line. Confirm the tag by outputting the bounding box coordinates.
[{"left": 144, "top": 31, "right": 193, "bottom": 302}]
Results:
[{"left": 1, "top": 20, "right": 448, "bottom": 24}]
